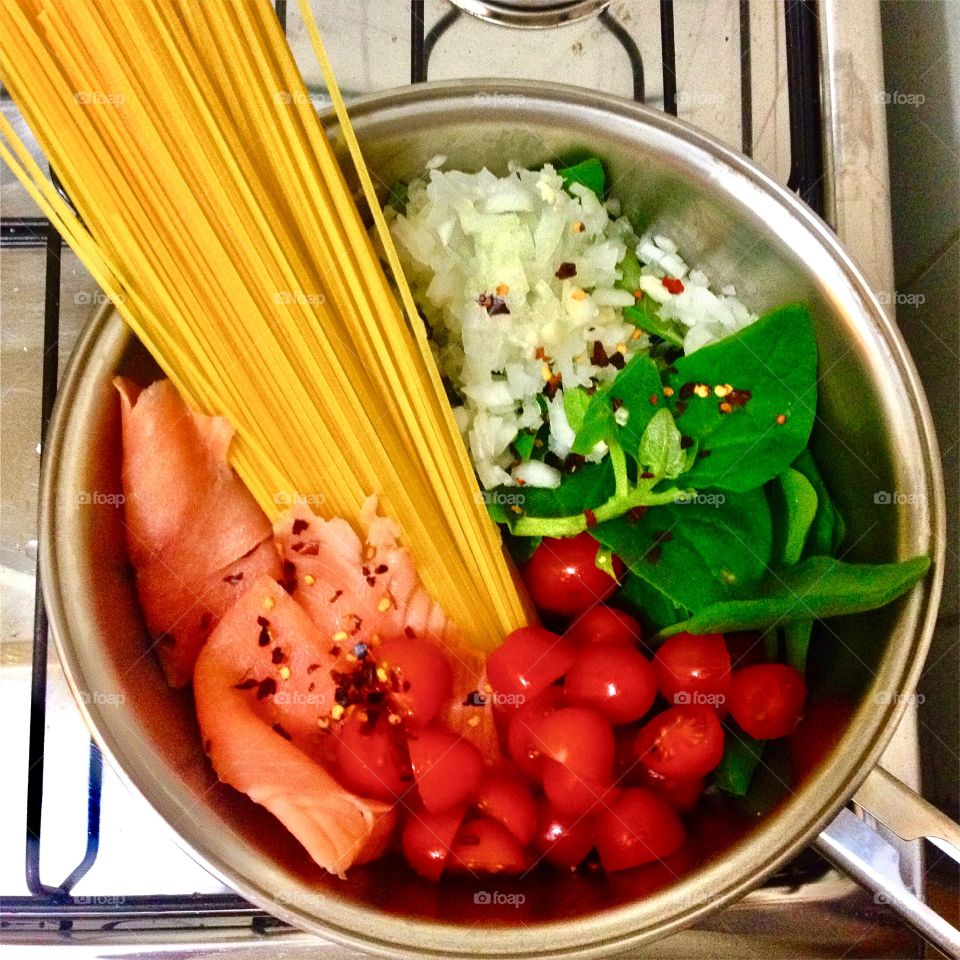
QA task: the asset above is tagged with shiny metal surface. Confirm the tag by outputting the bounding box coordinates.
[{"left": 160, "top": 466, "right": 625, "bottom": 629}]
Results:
[
  {"left": 39, "top": 81, "right": 945, "bottom": 958},
  {"left": 445, "top": 0, "right": 610, "bottom": 29}
]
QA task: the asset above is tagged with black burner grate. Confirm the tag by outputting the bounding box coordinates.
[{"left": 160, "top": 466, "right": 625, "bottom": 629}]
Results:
[{"left": 1, "top": 0, "right": 824, "bottom": 934}]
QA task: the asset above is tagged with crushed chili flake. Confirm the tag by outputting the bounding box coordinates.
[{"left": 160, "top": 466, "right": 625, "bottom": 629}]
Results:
[
  {"left": 584, "top": 509, "right": 598, "bottom": 529},
  {"left": 256, "top": 677, "right": 277, "bottom": 700},
  {"left": 496, "top": 283, "right": 510, "bottom": 297},
  {"left": 555, "top": 261, "right": 577, "bottom": 280},
  {"left": 653, "top": 530, "right": 674, "bottom": 544},
  {"left": 257, "top": 623, "right": 271, "bottom": 647},
  {"left": 680, "top": 436, "right": 694, "bottom": 449},
  {"left": 280, "top": 560, "right": 297, "bottom": 593},
  {"left": 649, "top": 393, "right": 659, "bottom": 405},
  {"left": 639, "top": 471, "right": 655, "bottom": 479},
  {"left": 375, "top": 564, "right": 388, "bottom": 574},
  {"left": 307, "top": 662, "right": 321, "bottom": 674},
  {"left": 257, "top": 615, "right": 270, "bottom": 628},
  {"left": 663, "top": 385, "right": 675, "bottom": 397},
  {"left": 627, "top": 505, "right": 648, "bottom": 523},
  {"left": 271, "top": 723, "right": 292, "bottom": 741},
  {"left": 727, "top": 389, "right": 752, "bottom": 409},
  {"left": 697, "top": 449, "right": 713, "bottom": 460},
  {"left": 676, "top": 401, "right": 687, "bottom": 415},
  {"left": 300, "top": 542, "right": 319, "bottom": 556},
  {"left": 329, "top": 589, "right": 343, "bottom": 603},
  {"left": 198, "top": 611, "right": 213, "bottom": 633},
  {"left": 291, "top": 542, "right": 304, "bottom": 553},
  {"left": 571, "top": 221, "right": 585, "bottom": 234},
  {"left": 591, "top": 340, "right": 610, "bottom": 367},
  {"left": 271, "top": 647, "right": 286, "bottom": 665},
  {"left": 678, "top": 382, "right": 698, "bottom": 400},
  {"left": 223, "top": 572, "right": 243, "bottom": 585},
  {"left": 366, "top": 575, "right": 377, "bottom": 587},
  {"left": 570, "top": 288, "right": 587, "bottom": 302},
  {"left": 404, "top": 626, "right": 417, "bottom": 639},
  {"left": 609, "top": 353, "right": 626, "bottom": 370},
  {"left": 545, "top": 372, "right": 563, "bottom": 397},
  {"left": 233, "top": 678, "right": 259, "bottom": 691},
  {"left": 644, "top": 544, "right": 663, "bottom": 565},
  {"left": 292, "top": 518, "right": 309, "bottom": 535},
  {"left": 693, "top": 383, "right": 711, "bottom": 399},
  {"left": 714, "top": 383, "right": 733, "bottom": 398},
  {"left": 775, "top": 413, "right": 788, "bottom": 425},
  {"left": 611, "top": 396, "right": 623, "bottom": 411},
  {"left": 662, "top": 277, "right": 684, "bottom": 295},
  {"left": 718, "top": 401, "right": 733, "bottom": 414},
  {"left": 262, "top": 596, "right": 275, "bottom": 611}
]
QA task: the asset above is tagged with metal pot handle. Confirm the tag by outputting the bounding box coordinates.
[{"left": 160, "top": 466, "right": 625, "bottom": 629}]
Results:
[{"left": 815, "top": 765, "right": 960, "bottom": 956}]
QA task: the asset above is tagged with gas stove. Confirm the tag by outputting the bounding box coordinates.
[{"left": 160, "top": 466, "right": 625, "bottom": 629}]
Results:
[{"left": 0, "top": 1, "right": 934, "bottom": 956}]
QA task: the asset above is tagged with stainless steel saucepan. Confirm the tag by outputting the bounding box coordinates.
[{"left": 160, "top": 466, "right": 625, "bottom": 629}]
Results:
[{"left": 40, "top": 81, "right": 958, "bottom": 957}]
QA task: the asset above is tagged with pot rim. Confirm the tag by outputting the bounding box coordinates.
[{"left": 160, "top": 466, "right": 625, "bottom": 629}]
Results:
[{"left": 40, "top": 78, "right": 945, "bottom": 958}]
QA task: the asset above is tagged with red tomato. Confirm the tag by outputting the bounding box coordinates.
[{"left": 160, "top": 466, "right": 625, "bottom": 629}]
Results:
[
  {"left": 505, "top": 687, "right": 566, "bottom": 780},
  {"left": 633, "top": 704, "right": 725, "bottom": 779},
  {"left": 401, "top": 805, "right": 465, "bottom": 881},
  {"left": 487, "top": 626, "right": 575, "bottom": 705},
  {"left": 534, "top": 804, "right": 596, "bottom": 869},
  {"left": 653, "top": 632, "right": 731, "bottom": 710},
  {"left": 448, "top": 818, "right": 528, "bottom": 874},
  {"left": 335, "top": 715, "right": 409, "bottom": 801},
  {"left": 791, "top": 697, "right": 854, "bottom": 779},
  {"left": 565, "top": 606, "right": 643, "bottom": 648},
  {"left": 635, "top": 764, "right": 704, "bottom": 813},
  {"left": 729, "top": 664, "right": 806, "bottom": 739},
  {"left": 531, "top": 706, "right": 615, "bottom": 780},
  {"left": 564, "top": 642, "right": 657, "bottom": 724},
  {"left": 409, "top": 728, "right": 484, "bottom": 813},
  {"left": 542, "top": 759, "right": 620, "bottom": 816},
  {"left": 595, "top": 789, "right": 686, "bottom": 872},
  {"left": 376, "top": 636, "right": 452, "bottom": 726},
  {"left": 523, "top": 533, "right": 624, "bottom": 617},
  {"left": 474, "top": 772, "right": 538, "bottom": 846}
]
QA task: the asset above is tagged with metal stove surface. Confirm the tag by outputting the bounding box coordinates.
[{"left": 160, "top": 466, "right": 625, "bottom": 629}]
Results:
[{"left": 0, "top": 1, "right": 933, "bottom": 956}]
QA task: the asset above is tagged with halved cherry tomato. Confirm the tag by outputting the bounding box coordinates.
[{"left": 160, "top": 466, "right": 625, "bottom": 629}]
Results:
[
  {"left": 474, "top": 772, "right": 538, "bottom": 846},
  {"left": 542, "top": 759, "right": 620, "bottom": 816},
  {"left": 335, "top": 715, "right": 409, "bottom": 801},
  {"left": 505, "top": 687, "right": 566, "bottom": 781},
  {"left": 564, "top": 642, "right": 657, "bottom": 724},
  {"left": 401, "top": 805, "right": 465, "bottom": 881},
  {"left": 595, "top": 788, "right": 686, "bottom": 871},
  {"left": 565, "top": 606, "right": 643, "bottom": 648},
  {"left": 790, "top": 696, "right": 854, "bottom": 781},
  {"left": 635, "top": 763, "right": 704, "bottom": 813},
  {"left": 487, "top": 626, "right": 575, "bottom": 704},
  {"left": 377, "top": 636, "right": 452, "bottom": 726},
  {"left": 729, "top": 663, "right": 806, "bottom": 739},
  {"left": 448, "top": 818, "right": 528, "bottom": 874},
  {"left": 633, "top": 704, "right": 725, "bottom": 779},
  {"left": 534, "top": 803, "right": 596, "bottom": 869},
  {"left": 531, "top": 706, "right": 615, "bottom": 780},
  {"left": 408, "top": 728, "right": 484, "bottom": 813},
  {"left": 653, "top": 632, "right": 731, "bottom": 710},
  {"left": 523, "top": 533, "right": 624, "bottom": 617}
]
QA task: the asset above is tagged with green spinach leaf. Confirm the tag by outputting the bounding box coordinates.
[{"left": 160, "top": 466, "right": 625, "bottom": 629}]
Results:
[
  {"left": 770, "top": 468, "right": 819, "bottom": 565},
  {"left": 506, "top": 460, "right": 615, "bottom": 521},
  {"left": 513, "top": 432, "right": 536, "bottom": 461},
  {"left": 615, "top": 249, "right": 643, "bottom": 294},
  {"left": 791, "top": 448, "right": 846, "bottom": 556},
  {"left": 783, "top": 618, "right": 814, "bottom": 673},
  {"left": 638, "top": 407, "right": 687, "bottom": 480},
  {"left": 666, "top": 303, "right": 818, "bottom": 492},
  {"left": 557, "top": 157, "right": 606, "bottom": 198},
  {"left": 659, "top": 555, "right": 931, "bottom": 637},
  {"left": 618, "top": 574, "right": 688, "bottom": 634},
  {"left": 714, "top": 734, "right": 765, "bottom": 796},
  {"left": 623, "top": 297, "right": 685, "bottom": 348}
]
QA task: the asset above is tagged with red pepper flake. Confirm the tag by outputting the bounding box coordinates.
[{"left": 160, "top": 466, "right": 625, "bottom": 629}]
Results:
[
  {"left": 639, "top": 471, "right": 655, "bottom": 479},
  {"left": 203, "top": 738, "right": 212, "bottom": 754},
  {"left": 584, "top": 509, "right": 598, "bottom": 529},
  {"left": 775, "top": 413, "right": 788, "bottom": 425},
  {"left": 158, "top": 632, "right": 175, "bottom": 648},
  {"left": 271, "top": 647, "right": 286, "bottom": 665},
  {"left": 292, "top": 518, "right": 309, "bottom": 535},
  {"left": 404, "top": 626, "right": 417, "bottom": 639},
  {"left": 545, "top": 372, "right": 563, "bottom": 397},
  {"left": 680, "top": 436, "right": 694, "bottom": 449},
  {"left": 697, "top": 449, "right": 713, "bottom": 460},
  {"left": 678, "top": 382, "right": 697, "bottom": 400},
  {"left": 375, "top": 564, "right": 388, "bottom": 574},
  {"left": 300, "top": 543, "right": 320, "bottom": 556},
  {"left": 662, "top": 277, "right": 684, "bottom": 295},
  {"left": 676, "top": 401, "right": 687, "bottom": 416},
  {"left": 271, "top": 722, "right": 292, "bottom": 742},
  {"left": 627, "top": 505, "right": 648, "bottom": 523},
  {"left": 291, "top": 542, "right": 304, "bottom": 553},
  {"left": 663, "top": 385, "right": 675, "bottom": 397},
  {"left": 198, "top": 611, "right": 213, "bottom": 634},
  {"left": 478, "top": 292, "right": 510, "bottom": 316},
  {"left": 649, "top": 393, "right": 659, "bottom": 405},
  {"left": 346, "top": 613, "right": 363, "bottom": 634},
  {"left": 256, "top": 677, "right": 277, "bottom": 700},
  {"left": 718, "top": 401, "right": 733, "bottom": 414},
  {"left": 222, "top": 572, "right": 243, "bottom": 585},
  {"left": 307, "top": 663, "right": 321, "bottom": 674},
  {"left": 329, "top": 589, "right": 343, "bottom": 603},
  {"left": 727, "top": 389, "right": 752, "bottom": 409},
  {"left": 328, "top": 645, "right": 341, "bottom": 657},
  {"left": 257, "top": 616, "right": 270, "bottom": 627},
  {"left": 280, "top": 560, "right": 297, "bottom": 594},
  {"left": 591, "top": 340, "right": 610, "bottom": 367},
  {"left": 257, "top": 623, "right": 271, "bottom": 647},
  {"left": 555, "top": 261, "right": 577, "bottom": 280},
  {"left": 609, "top": 353, "right": 626, "bottom": 370},
  {"left": 611, "top": 396, "right": 623, "bottom": 411},
  {"left": 232, "top": 678, "right": 259, "bottom": 690},
  {"left": 654, "top": 530, "right": 674, "bottom": 544},
  {"left": 644, "top": 544, "right": 663, "bottom": 565}
]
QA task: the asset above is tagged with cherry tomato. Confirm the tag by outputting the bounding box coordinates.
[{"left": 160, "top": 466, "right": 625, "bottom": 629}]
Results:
[
  {"left": 474, "top": 772, "right": 538, "bottom": 846},
  {"left": 448, "top": 818, "right": 528, "bottom": 874},
  {"left": 534, "top": 804, "right": 596, "bottom": 869},
  {"left": 542, "top": 759, "right": 620, "bottom": 816},
  {"left": 595, "top": 788, "right": 686, "bottom": 871},
  {"left": 564, "top": 642, "right": 657, "bottom": 724},
  {"left": 729, "top": 664, "right": 806, "bottom": 739},
  {"left": 791, "top": 697, "right": 854, "bottom": 780},
  {"left": 653, "top": 632, "right": 730, "bottom": 710},
  {"left": 523, "top": 533, "right": 624, "bottom": 617},
  {"left": 505, "top": 687, "right": 566, "bottom": 781},
  {"left": 531, "top": 706, "right": 615, "bottom": 780},
  {"left": 635, "top": 764, "right": 704, "bottom": 813},
  {"left": 401, "top": 805, "right": 465, "bottom": 881},
  {"left": 377, "top": 636, "right": 452, "bottom": 726},
  {"left": 487, "top": 626, "right": 575, "bottom": 704},
  {"left": 633, "top": 704, "right": 725, "bottom": 779},
  {"left": 565, "top": 606, "right": 643, "bottom": 648},
  {"left": 335, "top": 715, "right": 409, "bottom": 801},
  {"left": 408, "top": 728, "right": 484, "bottom": 813}
]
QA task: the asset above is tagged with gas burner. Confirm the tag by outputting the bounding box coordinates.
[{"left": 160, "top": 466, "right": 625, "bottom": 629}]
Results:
[{"left": 446, "top": 0, "right": 610, "bottom": 29}]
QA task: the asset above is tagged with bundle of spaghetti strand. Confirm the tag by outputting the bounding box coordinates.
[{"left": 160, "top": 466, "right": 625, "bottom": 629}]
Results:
[{"left": 0, "top": 0, "right": 529, "bottom": 651}]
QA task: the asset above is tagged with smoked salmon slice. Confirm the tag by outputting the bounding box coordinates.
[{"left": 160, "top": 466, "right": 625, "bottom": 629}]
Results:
[
  {"left": 115, "top": 378, "right": 279, "bottom": 686},
  {"left": 194, "top": 575, "right": 396, "bottom": 875}
]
